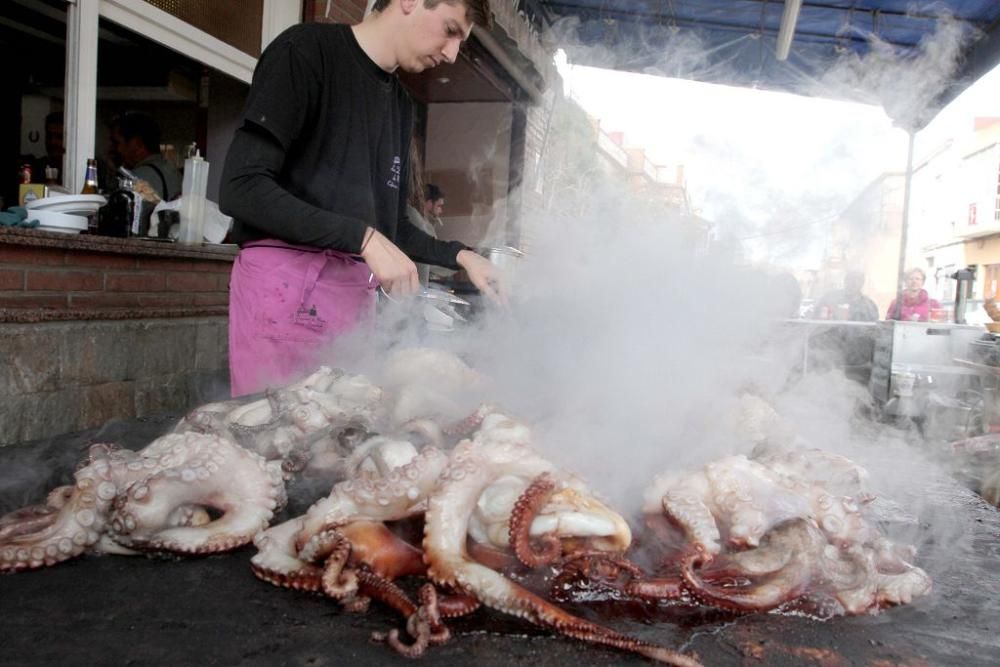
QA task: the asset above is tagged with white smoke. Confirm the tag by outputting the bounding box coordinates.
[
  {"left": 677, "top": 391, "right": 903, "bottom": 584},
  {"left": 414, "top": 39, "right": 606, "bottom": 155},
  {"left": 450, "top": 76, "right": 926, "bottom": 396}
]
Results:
[
  {"left": 812, "top": 16, "right": 978, "bottom": 132},
  {"left": 332, "top": 14, "right": 988, "bottom": 543}
]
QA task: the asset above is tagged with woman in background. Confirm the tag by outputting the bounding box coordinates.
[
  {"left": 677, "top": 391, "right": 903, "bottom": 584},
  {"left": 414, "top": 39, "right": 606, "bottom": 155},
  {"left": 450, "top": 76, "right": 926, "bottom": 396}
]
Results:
[{"left": 886, "top": 267, "right": 940, "bottom": 321}]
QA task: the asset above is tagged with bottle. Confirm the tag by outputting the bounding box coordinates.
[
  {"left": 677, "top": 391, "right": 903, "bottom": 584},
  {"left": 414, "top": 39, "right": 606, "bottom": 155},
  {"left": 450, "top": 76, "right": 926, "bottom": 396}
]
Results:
[
  {"left": 96, "top": 177, "right": 136, "bottom": 238},
  {"left": 81, "top": 159, "right": 99, "bottom": 194},
  {"left": 178, "top": 148, "right": 209, "bottom": 244}
]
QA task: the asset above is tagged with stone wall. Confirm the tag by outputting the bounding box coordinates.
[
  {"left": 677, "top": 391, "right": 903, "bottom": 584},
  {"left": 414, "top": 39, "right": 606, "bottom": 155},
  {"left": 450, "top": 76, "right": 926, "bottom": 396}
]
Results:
[
  {"left": 0, "top": 229, "right": 234, "bottom": 445},
  {"left": 0, "top": 317, "right": 228, "bottom": 445}
]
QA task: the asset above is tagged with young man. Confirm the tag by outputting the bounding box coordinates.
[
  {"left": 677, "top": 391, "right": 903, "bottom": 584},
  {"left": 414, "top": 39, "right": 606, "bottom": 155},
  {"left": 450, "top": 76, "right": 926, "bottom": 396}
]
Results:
[
  {"left": 423, "top": 183, "right": 446, "bottom": 224},
  {"left": 32, "top": 112, "right": 65, "bottom": 185},
  {"left": 109, "top": 112, "right": 182, "bottom": 201},
  {"left": 219, "top": 0, "right": 501, "bottom": 396}
]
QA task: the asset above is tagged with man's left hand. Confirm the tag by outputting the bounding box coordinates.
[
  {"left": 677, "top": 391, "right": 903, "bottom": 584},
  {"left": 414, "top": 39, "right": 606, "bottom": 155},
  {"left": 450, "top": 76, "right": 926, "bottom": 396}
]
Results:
[{"left": 457, "top": 249, "right": 509, "bottom": 308}]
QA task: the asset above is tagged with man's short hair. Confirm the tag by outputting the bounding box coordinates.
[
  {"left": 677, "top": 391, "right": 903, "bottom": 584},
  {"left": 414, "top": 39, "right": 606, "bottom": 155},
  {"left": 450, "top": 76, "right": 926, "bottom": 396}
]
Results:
[
  {"left": 112, "top": 112, "right": 162, "bottom": 154},
  {"left": 424, "top": 183, "right": 444, "bottom": 202},
  {"left": 372, "top": 0, "right": 492, "bottom": 27}
]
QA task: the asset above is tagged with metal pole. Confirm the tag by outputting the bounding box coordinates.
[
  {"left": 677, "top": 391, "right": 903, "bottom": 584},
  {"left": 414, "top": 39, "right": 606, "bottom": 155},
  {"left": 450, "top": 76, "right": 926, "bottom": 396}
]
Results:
[{"left": 893, "top": 130, "right": 916, "bottom": 321}]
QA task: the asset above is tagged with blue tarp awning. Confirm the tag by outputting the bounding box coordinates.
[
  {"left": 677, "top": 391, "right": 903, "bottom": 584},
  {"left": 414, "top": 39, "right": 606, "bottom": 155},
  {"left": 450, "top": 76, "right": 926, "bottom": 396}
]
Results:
[{"left": 533, "top": 0, "right": 1000, "bottom": 126}]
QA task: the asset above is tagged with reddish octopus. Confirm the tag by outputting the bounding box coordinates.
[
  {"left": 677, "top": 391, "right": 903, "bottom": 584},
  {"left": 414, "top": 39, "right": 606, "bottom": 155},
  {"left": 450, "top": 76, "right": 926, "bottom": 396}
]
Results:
[
  {"left": 250, "top": 412, "right": 701, "bottom": 665},
  {"left": 557, "top": 447, "right": 931, "bottom": 618}
]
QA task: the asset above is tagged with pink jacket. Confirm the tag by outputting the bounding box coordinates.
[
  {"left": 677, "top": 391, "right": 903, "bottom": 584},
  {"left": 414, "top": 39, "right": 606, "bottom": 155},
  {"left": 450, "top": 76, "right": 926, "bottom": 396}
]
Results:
[{"left": 886, "top": 289, "right": 940, "bottom": 321}]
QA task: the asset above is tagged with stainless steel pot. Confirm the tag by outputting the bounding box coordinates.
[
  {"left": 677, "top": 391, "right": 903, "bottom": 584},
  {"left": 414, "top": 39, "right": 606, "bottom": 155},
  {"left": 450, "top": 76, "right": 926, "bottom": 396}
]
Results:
[
  {"left": 479, "top": 245, "right": 524, "bottom": 286},
  {"left": 378, "top": 285, "right": 469, "bottom": 332}
]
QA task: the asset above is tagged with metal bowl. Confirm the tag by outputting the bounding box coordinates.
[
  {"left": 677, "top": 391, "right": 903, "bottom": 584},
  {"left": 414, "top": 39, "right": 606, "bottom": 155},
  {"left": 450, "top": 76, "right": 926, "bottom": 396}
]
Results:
[{"left": 479, "top": 246, "right": 524, "bottom": 285}]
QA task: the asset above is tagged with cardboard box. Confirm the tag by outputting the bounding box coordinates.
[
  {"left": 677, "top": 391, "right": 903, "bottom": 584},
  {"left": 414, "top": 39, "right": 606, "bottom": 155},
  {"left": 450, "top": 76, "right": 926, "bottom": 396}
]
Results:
[{"left": 18, "top": 184, "right": 47, "bottom": 207}]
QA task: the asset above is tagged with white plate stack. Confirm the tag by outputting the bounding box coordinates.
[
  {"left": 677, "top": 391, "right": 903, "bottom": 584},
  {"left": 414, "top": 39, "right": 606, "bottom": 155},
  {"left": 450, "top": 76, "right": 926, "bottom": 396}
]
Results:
[{"left": 26, "top": 194, "right": 106, "bottom": 235}]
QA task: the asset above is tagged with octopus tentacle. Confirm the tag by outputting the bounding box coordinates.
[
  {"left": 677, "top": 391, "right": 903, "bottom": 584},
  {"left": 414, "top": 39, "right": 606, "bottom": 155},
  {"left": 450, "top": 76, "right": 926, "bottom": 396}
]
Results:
[
  {"left": 0, "top": 444, "right": 131, "bottom": 571},
  {"left": 0, "top": 505, "right": 61, "bottom": 541},
  {"left": 444, "top": 403, "right": 497, "bottom": 438},
  {"left": 250, "top": 518, "right": 324, "bottom": 592},
  {"left": 379, "top": 584, "right": 451, "bottom": 658},
  {"left": 381, "top": 624, "right": 430, "bottom": 658},
  {"left": 424, "top": 439, "right": 699, "bottom": 666},
  {"left": 355, "top": 568, "right": 417, "bottom": 618},
  {"left": 624, "top": 577, "right": 686, "bottom": 600},
  {"left": 552, "top": 552, "right": 661, "bottom": 602},
  {"left": 108, "top": 434, "right": 285, "bottom": 554},
  {"left": 412, "top": 584, "right": 452, "bottom": 645},
  {"left": 435, "top": 590, "right": 481, "bottom": 618},
  {"left": 295, "top": 527, "right": 359, "bottom": 600},
  {"left": 227, "top": 389, "right": 287, "bottom": 437},
  {"left": 317, "top": 533, "right": 360, "bottom": 600},
  {"left": 509, "top": 473, "right": 562, "bottom": 568},
  {"left": 556, "top": 622, "right": 703, "bottom": 667},
  {"left": 679, "top": 520, "right": 817, "bottom": 612}
]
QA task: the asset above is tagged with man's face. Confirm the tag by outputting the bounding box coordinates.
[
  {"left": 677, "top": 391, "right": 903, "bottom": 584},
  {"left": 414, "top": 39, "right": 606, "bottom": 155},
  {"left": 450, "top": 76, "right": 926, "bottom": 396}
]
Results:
[
  {"left": 424, "top": 197, "right": 444, "bottom": 217},
  {"left": 398, "top": 0, "right": 472, "bottom": 73},
  {"left": 109, "top": 129, "right": 144, "bottom": 169},
  {"left": 45, "top": 121, "right": 64, "bottom": 159}
]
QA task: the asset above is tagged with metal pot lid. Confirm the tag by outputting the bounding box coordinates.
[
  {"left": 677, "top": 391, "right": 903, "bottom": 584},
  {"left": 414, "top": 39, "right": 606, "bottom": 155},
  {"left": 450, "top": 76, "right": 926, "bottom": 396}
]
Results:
[
  {"left": 479, "top": 245, "right": 524, "bottom": 258},
  {"left": 419, "top": 287, "right": 471, "bottom": 306},
  {"left": 380, "top": 285, "right": 470, "bottom": 306}
]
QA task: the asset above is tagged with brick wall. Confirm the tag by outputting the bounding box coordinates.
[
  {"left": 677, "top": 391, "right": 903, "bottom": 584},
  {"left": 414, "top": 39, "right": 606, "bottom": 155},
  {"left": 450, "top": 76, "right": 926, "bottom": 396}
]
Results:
[
  {"left": 0, "top": 244, "right": 231, "bottom": 312},
  {"left": 0, "top": 230, "right": 235, "bottom": 445}
]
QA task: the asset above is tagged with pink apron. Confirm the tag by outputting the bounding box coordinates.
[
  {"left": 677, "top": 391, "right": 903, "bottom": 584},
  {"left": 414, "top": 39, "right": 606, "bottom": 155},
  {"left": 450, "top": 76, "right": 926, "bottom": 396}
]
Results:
[{"left": 228, "top": 240, "right": 377, "bottom": 397}]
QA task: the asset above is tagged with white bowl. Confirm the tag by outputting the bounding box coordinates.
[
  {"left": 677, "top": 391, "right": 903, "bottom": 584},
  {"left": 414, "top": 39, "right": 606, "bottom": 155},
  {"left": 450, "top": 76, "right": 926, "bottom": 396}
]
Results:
[
  {"left": 29, "top": 209, "right": 88, "bottom": 234},
  {"left": 27, "top": 194, "right": 106, "bottom": 216}
]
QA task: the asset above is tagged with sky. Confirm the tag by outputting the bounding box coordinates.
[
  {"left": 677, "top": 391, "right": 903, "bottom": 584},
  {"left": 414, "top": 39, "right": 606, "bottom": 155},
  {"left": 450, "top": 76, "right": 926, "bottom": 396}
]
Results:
[{"left": 555, "top": 46, "right": 1000, "bottom": 268}]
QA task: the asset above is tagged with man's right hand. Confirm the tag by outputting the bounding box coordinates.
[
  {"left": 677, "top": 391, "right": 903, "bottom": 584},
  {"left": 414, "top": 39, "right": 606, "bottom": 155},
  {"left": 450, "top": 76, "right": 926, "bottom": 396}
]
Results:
[{"left": 360, "top": 227, "right": 420, "bottom": 297}]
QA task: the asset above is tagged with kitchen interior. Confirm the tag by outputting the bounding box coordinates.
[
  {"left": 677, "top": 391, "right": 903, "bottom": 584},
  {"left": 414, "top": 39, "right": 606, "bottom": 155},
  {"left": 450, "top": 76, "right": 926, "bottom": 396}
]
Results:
[{"left": 1, "top": 0, "right": 249, "bottom": 215}]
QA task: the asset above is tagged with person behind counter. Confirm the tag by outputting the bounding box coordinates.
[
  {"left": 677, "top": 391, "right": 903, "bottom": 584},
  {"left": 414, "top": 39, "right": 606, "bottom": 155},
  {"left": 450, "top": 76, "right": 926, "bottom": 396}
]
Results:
[
  {"left": 219, "top": 0, "right": 503, "bottom": 397},
  {"left": 405, "top": 155, "right": 443, "bottom": 285},
  {"left": 814, "top": 270, "right": 879, "bottom": 321},
  {"left": 886, "top": 267, "right": 940, "bottom": 321},
  {"left": 108, "top": 112, "right": 182, "bottom": 201},
  {"left": 31, "top": 112, "right": 65, "bottom": 185},
  {"left": 422, "top": 183, "right": 446, "bottom": 225}
]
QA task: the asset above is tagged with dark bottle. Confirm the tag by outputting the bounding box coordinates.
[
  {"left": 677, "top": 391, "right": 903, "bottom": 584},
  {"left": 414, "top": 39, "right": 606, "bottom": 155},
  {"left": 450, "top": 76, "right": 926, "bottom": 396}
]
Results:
[
  {"left": 96, "top": 177, "right": 136, "bottom": 238},
  {"left": 81, "top": 159, "right": 99, "bottom": 194}
]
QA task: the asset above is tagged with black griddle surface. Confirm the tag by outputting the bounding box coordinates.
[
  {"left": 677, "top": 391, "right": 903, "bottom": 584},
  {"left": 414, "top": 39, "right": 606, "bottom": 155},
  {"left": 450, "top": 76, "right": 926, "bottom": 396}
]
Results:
[{"left": 2, "top": 416, "right": 999, "bottom": 666}]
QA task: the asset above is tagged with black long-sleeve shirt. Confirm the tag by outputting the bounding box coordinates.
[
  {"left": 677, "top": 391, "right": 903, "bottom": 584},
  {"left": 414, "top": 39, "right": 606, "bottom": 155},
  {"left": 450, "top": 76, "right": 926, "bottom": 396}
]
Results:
[{"left": 219, "top": 23, "right": 467, "bottom": 268}]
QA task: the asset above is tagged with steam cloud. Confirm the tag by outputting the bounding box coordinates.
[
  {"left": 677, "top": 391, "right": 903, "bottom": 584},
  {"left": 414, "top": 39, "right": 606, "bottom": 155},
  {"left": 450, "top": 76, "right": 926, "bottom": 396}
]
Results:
[{"left": 331, "top": 14, "right": 981, "bottom": 569}]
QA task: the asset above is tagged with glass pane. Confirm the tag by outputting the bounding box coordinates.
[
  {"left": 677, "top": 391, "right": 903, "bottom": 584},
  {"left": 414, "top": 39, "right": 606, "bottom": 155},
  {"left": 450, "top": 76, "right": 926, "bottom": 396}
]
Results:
[
  {"left": 0, "top": 0, "right": 67, "bottom": 207},
  {"left": 95, "top": 17, "right": 250, "bottom": 203}
]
